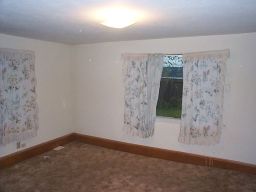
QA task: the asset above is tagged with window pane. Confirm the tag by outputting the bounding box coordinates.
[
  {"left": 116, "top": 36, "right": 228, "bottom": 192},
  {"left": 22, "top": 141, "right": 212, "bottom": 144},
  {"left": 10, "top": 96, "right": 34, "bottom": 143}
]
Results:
[{"left": 156, "top": 55, "right": 183, "bottom": 118}]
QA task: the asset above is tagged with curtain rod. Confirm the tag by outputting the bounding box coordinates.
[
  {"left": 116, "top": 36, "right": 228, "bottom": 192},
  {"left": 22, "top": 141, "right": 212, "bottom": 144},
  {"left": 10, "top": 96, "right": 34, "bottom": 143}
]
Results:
[
  {"left": 158, "top": 49, "right": 230, "bottom": 56},
  {"left": 123, "top": 49, "right": 230, "bottom": 57},
  {"left": 181, "top": 49, "right": 230, "bottom": 57}
]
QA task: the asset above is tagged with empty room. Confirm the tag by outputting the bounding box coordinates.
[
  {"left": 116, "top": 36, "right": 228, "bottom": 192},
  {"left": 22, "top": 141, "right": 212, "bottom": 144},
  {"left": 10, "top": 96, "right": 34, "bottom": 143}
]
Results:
[{"left": 0, "top": 0, "right": 256, "bottom": 191}]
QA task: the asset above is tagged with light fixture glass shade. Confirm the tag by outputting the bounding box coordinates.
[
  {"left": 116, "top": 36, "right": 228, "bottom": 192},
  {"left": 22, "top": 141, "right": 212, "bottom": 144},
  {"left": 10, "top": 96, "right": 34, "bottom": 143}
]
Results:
[
  {"left": 101, "top": 18, "right": 136, "bottom": 29},
  {"left": 95, "top": 6, "right": 142, "bottom": 28}
]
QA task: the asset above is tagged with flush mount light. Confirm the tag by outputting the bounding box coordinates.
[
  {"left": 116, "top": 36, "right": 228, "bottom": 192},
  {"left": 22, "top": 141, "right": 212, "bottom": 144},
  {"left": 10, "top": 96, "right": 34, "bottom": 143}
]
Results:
[{"left": 93, "top": 6, "right": 144, "bottom": 28}]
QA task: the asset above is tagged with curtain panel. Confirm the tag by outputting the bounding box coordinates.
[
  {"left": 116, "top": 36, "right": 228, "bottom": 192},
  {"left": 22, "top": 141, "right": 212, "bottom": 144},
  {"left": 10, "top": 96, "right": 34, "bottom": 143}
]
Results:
[
  {"left": 179, "top": 50, "right": 229, "bottom": 145},
  {"left": 123, "top": 54, "right": 164, "bottom": 138},
  {"left": 0, "top": 48, "right": 38, "bottom": 145}
]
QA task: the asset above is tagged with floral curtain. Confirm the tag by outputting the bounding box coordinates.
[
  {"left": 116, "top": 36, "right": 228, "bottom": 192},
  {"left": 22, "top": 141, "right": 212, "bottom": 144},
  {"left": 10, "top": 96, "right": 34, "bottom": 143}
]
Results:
[
  {"left": 123, "top": 54, "right": 164, "bottom": 138},
  {"left": 0, "top": 48, "right": 38, "bottom": 145},
  {"left": 179, "top": 50, "right": 229, "bottom": 145}
]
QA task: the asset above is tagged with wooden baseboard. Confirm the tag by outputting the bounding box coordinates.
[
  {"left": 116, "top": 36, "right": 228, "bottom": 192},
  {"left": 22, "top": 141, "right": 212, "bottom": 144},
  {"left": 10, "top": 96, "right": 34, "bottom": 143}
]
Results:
[
  {"left": 1, "top": 132, "right": 256, "bottom": 174},
  {"left": 74, "top": 133, "right": 256, "bottom": 174},
  {"left": 0, "top": 133, "right": 75, "bottom": 169}
]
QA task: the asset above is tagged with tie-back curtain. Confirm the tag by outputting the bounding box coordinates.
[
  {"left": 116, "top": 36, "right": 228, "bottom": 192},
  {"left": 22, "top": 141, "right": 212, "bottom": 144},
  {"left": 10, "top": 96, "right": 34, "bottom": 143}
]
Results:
[
  {"left": 123, "top": 54, "right": 164, "bottom": 138},
  {"left": 179, "top": 50, "right": 229, "bottom": 145},
  {"left": 0, "top": 48, "right": 38, "bottom": 145}
]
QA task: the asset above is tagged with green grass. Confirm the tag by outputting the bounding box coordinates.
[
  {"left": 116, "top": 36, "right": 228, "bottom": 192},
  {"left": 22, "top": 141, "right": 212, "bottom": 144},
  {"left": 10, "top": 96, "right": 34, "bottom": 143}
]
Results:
[{"left": 156, "top": 106, "right": 182, "bottom": 118}]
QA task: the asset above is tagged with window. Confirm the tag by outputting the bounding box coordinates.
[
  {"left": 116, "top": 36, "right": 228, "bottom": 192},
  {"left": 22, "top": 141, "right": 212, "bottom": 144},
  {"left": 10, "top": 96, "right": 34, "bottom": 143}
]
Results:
[{"left": 156, "top": 55, "right": 183, "bottom": 118}]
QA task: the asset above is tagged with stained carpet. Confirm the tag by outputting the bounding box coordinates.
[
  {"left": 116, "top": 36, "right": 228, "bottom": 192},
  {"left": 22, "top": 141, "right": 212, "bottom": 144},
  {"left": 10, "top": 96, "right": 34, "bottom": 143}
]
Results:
[{"left": 0, "top": 142, "right": 256, "bottom": 192}]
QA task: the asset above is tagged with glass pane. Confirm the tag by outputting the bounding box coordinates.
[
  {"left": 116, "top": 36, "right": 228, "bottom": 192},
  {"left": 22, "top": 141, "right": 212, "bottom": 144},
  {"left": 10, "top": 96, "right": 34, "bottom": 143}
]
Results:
[
  {"left": 163, "top": 55, "right": 183, "bottom": 67},
  {"left": 162, "top": 55, "right": 183, "bottom": 79},
  {"left": 156, "top": 55, "right": 183, "bottom": 118}
]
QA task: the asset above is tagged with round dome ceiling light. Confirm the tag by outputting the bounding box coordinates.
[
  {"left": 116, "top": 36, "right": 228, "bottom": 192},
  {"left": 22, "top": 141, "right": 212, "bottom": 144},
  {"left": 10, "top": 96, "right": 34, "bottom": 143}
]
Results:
[{"left": 94, "top": 6, "right": 144, "bottom": 28}]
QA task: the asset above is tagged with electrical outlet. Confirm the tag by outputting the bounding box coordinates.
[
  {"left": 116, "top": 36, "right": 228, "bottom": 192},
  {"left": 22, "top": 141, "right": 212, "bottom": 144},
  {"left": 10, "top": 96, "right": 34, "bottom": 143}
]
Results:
[
  {"left": 16, "top": 142, "right": 26, "bottom": 149},
  {"left": 16, "top": 142, "right": 21, "bottom": 149},
  {"left": 21, "top": 143, "right": 26, "bottom": 148}
]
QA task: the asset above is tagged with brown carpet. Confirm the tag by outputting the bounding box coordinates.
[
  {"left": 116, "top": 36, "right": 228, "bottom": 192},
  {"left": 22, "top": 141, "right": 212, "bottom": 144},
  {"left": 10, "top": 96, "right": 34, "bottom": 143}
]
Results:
[{"left": 0, "top": 142, "right": 256, "bottom": 192}]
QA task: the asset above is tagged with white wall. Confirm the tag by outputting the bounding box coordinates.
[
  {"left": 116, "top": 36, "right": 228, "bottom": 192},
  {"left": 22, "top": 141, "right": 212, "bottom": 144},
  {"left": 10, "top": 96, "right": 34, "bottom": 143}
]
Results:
[
  {"left": 0, "top": 34, "right": 73, "bottom": 157},
  {"left": 73, "top": 33, "right": 256, "bottom": 164},
  {"left": 1, "top": 33, "right": 256, "bottom": 165}
]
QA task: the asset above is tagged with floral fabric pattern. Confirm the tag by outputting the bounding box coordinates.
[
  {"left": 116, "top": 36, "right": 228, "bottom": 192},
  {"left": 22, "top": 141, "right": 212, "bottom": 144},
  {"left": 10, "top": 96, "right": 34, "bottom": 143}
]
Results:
[
  {"left": 123, "top": 54, "right": 163, "bottom": 138},
  {"left": 0, "top": 48, "right": 38, "bottom": 145},
  {"left": 179, "top": 50, "right": 229, "bottom": 145}
]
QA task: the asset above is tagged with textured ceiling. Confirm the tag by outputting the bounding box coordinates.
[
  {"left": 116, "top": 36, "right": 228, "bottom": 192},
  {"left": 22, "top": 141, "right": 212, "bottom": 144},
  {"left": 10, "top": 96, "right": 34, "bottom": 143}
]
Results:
[{"left": 0, "top": 0, "right": 256, "bottom": 44}]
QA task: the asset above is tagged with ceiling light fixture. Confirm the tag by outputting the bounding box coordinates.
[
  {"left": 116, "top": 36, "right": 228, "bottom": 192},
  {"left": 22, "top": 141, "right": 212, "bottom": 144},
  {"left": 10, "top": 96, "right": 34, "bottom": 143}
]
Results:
[{"left": 93, "top": 6, "right": 144, "bottom": 29}]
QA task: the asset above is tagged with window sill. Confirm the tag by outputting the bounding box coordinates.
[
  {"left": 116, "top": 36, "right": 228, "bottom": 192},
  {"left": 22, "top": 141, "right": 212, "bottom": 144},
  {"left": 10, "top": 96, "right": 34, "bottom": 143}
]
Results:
[{"left": 156, "top": 116, "right": 181, "bottom": 124}]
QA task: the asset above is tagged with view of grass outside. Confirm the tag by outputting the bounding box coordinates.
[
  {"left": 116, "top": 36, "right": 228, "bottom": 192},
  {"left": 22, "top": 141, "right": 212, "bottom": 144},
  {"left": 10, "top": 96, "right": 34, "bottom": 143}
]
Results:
[
  {"left": 156, "top": 55, "right": 183, "bottom": 118},
  {"left": 156, "top": 106, "right": 182, "bottom": 118}
]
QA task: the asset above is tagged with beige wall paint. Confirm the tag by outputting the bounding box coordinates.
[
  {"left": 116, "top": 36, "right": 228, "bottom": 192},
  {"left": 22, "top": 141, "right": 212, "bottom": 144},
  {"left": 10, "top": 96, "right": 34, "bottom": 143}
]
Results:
[
  {"left": 1, "top": 32, "right": 256, "bottom": 165},
  {"left": 0, "top": 34, "right": 73, "bottom": 156},
  {"left": 73, "top": 33, "right": 256, "bottom": 164}
]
